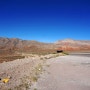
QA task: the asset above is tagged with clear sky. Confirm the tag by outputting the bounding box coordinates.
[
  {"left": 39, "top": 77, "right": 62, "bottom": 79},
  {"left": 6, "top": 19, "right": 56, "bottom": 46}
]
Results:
[{"left": 0, "top": 0, "right": 90, "bottom": 42}]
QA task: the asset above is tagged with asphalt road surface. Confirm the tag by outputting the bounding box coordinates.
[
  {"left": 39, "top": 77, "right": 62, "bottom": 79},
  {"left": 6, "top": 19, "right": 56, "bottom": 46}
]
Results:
[{"left": 30, "top": 54, "right": 90, "bottom": 90}]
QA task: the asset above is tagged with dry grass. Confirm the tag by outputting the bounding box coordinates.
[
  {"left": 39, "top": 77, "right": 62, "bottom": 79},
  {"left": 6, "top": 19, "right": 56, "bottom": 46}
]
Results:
[
  {"left": 0, "top": 55, "right": 25, "bottom": 63},
  {"left": 0, "top": 48, "right": 57, "bottom": 63}
]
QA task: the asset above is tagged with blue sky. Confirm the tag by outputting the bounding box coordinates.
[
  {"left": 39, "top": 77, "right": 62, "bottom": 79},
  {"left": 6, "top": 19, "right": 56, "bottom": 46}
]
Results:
[{"left": 0, "top": 0, "right": 90, "bottom": 42}]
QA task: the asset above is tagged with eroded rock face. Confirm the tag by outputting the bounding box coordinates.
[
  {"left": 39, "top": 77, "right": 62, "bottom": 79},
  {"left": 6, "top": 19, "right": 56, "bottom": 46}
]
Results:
[{"left": 55, "top": 39, "right": 90, "bottom": 51}]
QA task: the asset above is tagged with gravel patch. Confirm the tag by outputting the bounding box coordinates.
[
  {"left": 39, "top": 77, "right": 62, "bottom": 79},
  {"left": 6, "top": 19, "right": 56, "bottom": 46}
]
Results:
[{"left": 0, "top": 57, "right": 43, "bottom": 90}]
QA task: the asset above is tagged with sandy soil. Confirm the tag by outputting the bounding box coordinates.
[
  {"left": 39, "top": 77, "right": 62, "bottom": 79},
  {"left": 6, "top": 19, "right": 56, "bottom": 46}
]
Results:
[
  {"left": 30, "top": 55, "right": 90, "bottom": 90},
  {"left": 0, "top": 56, "right": 43, "bottom": 90}
]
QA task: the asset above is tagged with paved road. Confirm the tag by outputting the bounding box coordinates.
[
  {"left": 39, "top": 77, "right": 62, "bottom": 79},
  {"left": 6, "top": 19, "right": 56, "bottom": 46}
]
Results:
[
  {"left": 30, "top": 55, "right": 90, "bottom": 90},
  {"left": 69, "top": 53, "right": 90, "bottom": 57}
]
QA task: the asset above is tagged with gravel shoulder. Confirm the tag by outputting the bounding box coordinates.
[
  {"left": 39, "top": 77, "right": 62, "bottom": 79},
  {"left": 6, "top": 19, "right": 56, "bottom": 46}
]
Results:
[
  {"left": 30, "top": 55, "right": 90, "bottom": 90},
  {"left": 0, "top": 56, "right": 44, "bottom": 90}
]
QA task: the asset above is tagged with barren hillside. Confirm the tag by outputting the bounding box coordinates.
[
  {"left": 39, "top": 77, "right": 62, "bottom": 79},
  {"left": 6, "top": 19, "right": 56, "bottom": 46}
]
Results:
[
  {"left": 56, "top": 39, "right": 90, "bottom": 51},
  {"left": 0, "top": 37, "right": 90, "bottom": 52}
]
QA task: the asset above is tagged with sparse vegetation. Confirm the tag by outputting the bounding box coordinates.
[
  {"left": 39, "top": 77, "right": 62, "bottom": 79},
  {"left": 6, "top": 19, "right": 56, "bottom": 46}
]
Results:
[
  {"left": 0, "top": 55, "right": 25, "bottom": 63},
  {"left": 62, "top": 52, "right": 69, "bottom": 55},
  {"left": 34, "top": 88, "right": 37, "bottom": 90},
  {"left": 11, "top": 63, "right": 44, "bottom": 89},
  {"left": 13, "top": 75, "right": 31, "bottom": 90},
  {"left": 8, "top": 89, "right": 12, "bottom": 90},
  {"left": 32, "top": 76, "right": 38, "bottom": 82}
]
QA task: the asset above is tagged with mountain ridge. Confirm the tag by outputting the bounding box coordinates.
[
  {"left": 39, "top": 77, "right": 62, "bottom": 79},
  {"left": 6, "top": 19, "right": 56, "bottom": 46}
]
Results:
[{"left": 0, "top": 37, "right": 90, "bottom": 53}]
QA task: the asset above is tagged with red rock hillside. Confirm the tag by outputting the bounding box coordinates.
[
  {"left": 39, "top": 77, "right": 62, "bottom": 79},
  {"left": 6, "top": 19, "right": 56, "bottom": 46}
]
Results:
[{"left": 55, "top": 39, "right": 90, "bottom": 51}]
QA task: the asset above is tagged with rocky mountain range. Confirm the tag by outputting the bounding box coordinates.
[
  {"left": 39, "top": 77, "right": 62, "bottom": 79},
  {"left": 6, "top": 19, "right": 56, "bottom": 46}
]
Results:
[
  {"left": 0, "top": 37, "right": 56, "bottom": 55},
  {"left": 0, "top": 37, "right": 55, "bottom": 50},
  {"left": 0, "top": 37, "right": 90, "bottom": 55}
]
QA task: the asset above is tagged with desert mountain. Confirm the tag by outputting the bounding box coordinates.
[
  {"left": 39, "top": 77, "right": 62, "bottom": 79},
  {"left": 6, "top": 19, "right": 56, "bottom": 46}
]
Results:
[
  {"left": 0, "top": 37, "right": 56, "bottom": 55},
  {"left": 56, "top": 39, "right": 90, "bottom": 51},
  {"left": 0, "top": 37, "right": 90, "bottom": 54}
]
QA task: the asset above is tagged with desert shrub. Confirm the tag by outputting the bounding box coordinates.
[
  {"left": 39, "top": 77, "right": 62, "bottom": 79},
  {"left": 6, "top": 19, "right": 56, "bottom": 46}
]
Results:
[{"left": 63, "top": 52, "right": 69, "bottom": 55}]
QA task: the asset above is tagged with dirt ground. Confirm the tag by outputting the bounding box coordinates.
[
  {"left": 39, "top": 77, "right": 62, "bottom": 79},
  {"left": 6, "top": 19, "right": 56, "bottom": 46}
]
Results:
[
  {"left": 0, "top": 53, "right": 90, "bottom": 90},
  {"left": 30, "top": 54, "right": 90, "bottom": 90},
  {"left": 0, "top": 55, "right": 43, "bottom": 90},
  {"left": 0, "top": 53, "right": 63, "bottom": 90}
]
